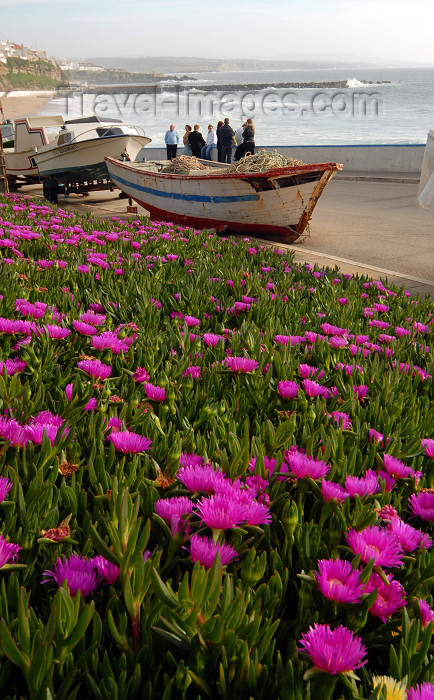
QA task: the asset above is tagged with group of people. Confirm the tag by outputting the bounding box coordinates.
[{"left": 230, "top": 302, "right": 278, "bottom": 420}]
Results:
[{"left": 164, "top": 118, "right": 255, "bottom": 164}]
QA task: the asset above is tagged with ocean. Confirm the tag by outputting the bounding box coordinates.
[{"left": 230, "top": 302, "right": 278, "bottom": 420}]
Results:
[{"left": 41, "top": 66, "right": 434, "bottom": 148}]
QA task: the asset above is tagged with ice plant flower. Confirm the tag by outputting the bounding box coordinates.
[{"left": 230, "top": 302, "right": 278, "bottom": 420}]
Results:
[
  {"left": 421, "top": 439, "right": 434, "bottom": 458},
  {"left": 278, "top": 380, "right": 299, "bottom": 399},
  {"left": 314, "top": 558, "right": 365, "bottom": 604},
  {"left": 389, "top": 518, "right": 432, "bottom": 552},
  {"left": 321, "top": 480, "right": 349, "bottom": 503},
  {"left": 371, "top": 676, "right": 407, "bottom": 700},
  {"left": 77, "top": 359, "right": 112, "bottom": 380},
  {"left": 345, "top": 469, "right": 380, "bottom": 497},
  {"left": 93, "top": 556, "right": 120, "bottom": 584},
  {"left": 196, "top": 494, "right": 248, "bottom": 530},
  {"left": 225, "top": 356, "right": 258, "bottom": 372},
  {"left": 203, "top": 332, "right": 225, "bottom": 347},
  {"left": 176, "top": 464, "right": 226, "bottom": 493},
  {"left": 285, "top": 450, "right": 330, "bottom": 480},
  {"left": 0, "top": 533, "right": 21, "bottom": 567},
  {"left": 407, "top": 682, "right": 434, "bottom": 699},
  {"left": 0, "top": 477, "right": 13, "bottom": 502},
  {"left": 107, "top": 431, "right": 152, "bottom": 454},
  {"left": 346, "top": 526, "right": 404, "bottom": 568},
  {"left": 302, "top": 379, "right": 329, "bottom": 398},
  {"left": 409, "top": 490, "right": 434, "bottom": 522},
  {"left": 132, "top": 367, "right": 150, "bottom": 383},
  {"left": 189, "top": 533, "right": 238, "bottom": 569},
  {"left": 329, "top": 411, "right": 352, "bottom": 429},
  {"left": 72, "top": 320, "right": 98, "bottom": 336},
  {"left": 144, "top": 383, "right": 166, "bottom": 402},
  {"left": 154, "top": 496, "right": 193, "bottom": 535},
  {"left": 298, "top": 623, "right": 367, "bottom": 674},
  {"left": 365, "top": 572, "right": 407, "bottom": 623},
  {"left": 417, "top": 599, "right": 434, "bottom": 629},
  {"left": 45, "top": 324, "right": 71, "bottom": 339},
  {"left": 43, "top": 554, "right": 101, "bottom": 596},
  {"left": 383, "top": 454, "right": 415, "bottom": 479}
]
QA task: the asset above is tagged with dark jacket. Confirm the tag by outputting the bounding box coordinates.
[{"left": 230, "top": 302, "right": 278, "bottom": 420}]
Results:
[
  {"left": 219, "top": 124, "right": 235, "bottom": 147},
  {"left": 242, "top": 125, "right": 255, "bottom": 144},
  {"left": 188, "top": 130, "right": 206, "bottom": 156}
]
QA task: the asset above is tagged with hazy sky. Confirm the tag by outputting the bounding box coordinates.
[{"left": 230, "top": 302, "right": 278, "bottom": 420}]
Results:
[{"left": 1, "top": 0, "right": 433, "bottom": 65}]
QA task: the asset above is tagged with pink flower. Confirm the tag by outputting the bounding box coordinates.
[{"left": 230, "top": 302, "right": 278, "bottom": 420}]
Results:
[
  {"left": 189, "top": 534, "right": 238, "bottom": 569},
  {"left": 203, "top": 333, "right": 225, "bottom": 347},
  {"left": 345, "top": 469, "right": 379, "bottom": 498},
  {"left": 417, "top": 599, "right": 434, "bottom": 629},
  {"left": 195, "top": 494, "right": 249, "bottom": 530},
  {"left": 184, "top": 366, "right": 201, "bottom": 379},
  {"left": 144, "top": 383, "right": 166, "bottom": 402},
  {"left": 155, "top": 496, "right": 193, "bottom": 535},
  {"left": 353, "top": 385, "right": 368, "bottom": 400},
  {"left": 225, "top": 357, "right": 258, "bottom": 373},
  {"left": 43, "top": 554, "right": 101, "bottom": 596},
  {"left": 389, "top": 518, "right": 432, "bottom": 552},
  {"left": 278, "top": 380, "right": 299, "bottom": 399},
  {"left": 320, "top": 323, "right": 348, "bottom": 336},
  {"left": 184, "top": 315, "right": 200, "bottom": 327},
  {"left": 0, "top": 359, "right": 27, "bottom": 375},
  {"left": 407, "top": 682, "right": 434, "bottom": 699},
  {"left": 298, "top": 623, "right": 367, "bottom": 674},
  {"left": 107, "top": 431, "right": 152, "bottom": 454},
  {"left": 79, "top": 312, "right": 106, "bottom": 326},
  {"left": 321, "top": 480, "right": 349, "bottom": 503},
  {"left": 179, "top": 453, "right": 204, "bottom": 468},
  {"left": 0, "top": 477, "right": 13, "bottom": 502},
  {"left": 93, "top": 556, "right": 120, "bottom": 584},
  {"left": 285, "top": 450, "right": 330, "bottom": 480},
  {"left": 176, "top": 465, "right": 226, "bottom": 493},
  {"left": 72, "top": 320, "right": 97, "bottom": 336},
  {"left": 421, "top": 439, "right": 434, "bottom": 459},
  {"left": 133, "top": 367, "right": 150, "bottom": 383},
  {"left": 383, "top": 454, "right": 415, "bottom": 479},
  {"left": 329, "top": 336, "right": 348, "bottom": 349},
  {"left": 77, "top": 359, "right": 112, "bottom": 380},
  {"left": 299, "top": 364, "right": 325, "bottom": 380},
  {"left": 314, "top": 559, "right": 365, "bottom": 604},
  {"left": 346, "top": 526, "right": 404, "bottom": 568},
  {"left": 329, "top": 411, "right": 352, "bottom": 429},
  {"left": 0, "top": 533, "right": 21, "bottom": 567},
  {"left": 45, "top": 325, "right": 71, "bottom": 339},
  {"left": 409, "top": 491, "right": 434, "bottom": 522},
  {"left": 302, "top": 379, "right": 329, "bottom": 398},
  {"left": 369, "top": 428, "right": 385, "bottom": 444},
  {"left": 365, "top": 572, "right": 406, "bottom": 623}
]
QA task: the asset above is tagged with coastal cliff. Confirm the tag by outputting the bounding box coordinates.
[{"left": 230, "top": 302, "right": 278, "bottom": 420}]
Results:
[{"left": 0, "top": 57, "right": 66, "bottom": 92}]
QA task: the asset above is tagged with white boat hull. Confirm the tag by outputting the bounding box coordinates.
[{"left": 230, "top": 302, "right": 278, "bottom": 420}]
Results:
[
  {"left": 33, "top": 135, "right": 151, "bottom": 184},
  {"left": 104, "top": 156, "right": 341, "bottom": 240}
]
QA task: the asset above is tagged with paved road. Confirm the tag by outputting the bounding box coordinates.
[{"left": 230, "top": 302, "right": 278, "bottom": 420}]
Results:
[{"left": 303, "top": 179, "right": 433, "bottom": 282}]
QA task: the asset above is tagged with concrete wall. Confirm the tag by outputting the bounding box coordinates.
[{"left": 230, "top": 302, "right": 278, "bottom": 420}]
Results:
[{"left": 138, "top": 144, "right": 425, "bottom": 173}]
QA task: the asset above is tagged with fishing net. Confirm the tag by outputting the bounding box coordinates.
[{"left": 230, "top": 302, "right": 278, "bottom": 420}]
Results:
[
  {"left": 225, "top": 150, "right": 305, "bottom": 173},
  {"left": 161, "top": 156, "right": 213, "bottom": 173}
]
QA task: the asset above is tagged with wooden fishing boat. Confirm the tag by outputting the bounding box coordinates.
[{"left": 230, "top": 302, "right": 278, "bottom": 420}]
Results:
[{"left": 104, "top": 156, "right": 342, "bottom": 240}]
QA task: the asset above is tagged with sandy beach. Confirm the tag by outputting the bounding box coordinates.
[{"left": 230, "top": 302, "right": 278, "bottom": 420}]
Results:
[{"left": 0, "top": 92, "right": 54, "bottom": 121}]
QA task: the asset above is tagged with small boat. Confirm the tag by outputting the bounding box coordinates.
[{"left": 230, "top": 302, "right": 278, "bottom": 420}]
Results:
[
  {"left": 32, "top": 116, "right": 151, "bottom": 185},
  {"left": 104, "top": 156, "right": 342, "bottom": 240},
  {"left": 3, "top": 115, "right": 65, "bottom": 185}
]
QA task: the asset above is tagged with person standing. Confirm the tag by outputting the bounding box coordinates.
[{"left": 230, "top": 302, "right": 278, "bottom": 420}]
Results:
[
  {"left": 219, "top": 118, "right": 235, "bottom": 164},
  {"left": 182, "top": 124, "right": 193, "bottom": 155},
  {"left": 242, "top": 118, "right": 255, "bottom": 157},
  {"left": 201, "top": 124, "right": 218, "bottom": 160},
  {"left": 216, "top": 120, "right": 224, "bottom": 162},
  {"left": 188, "top": 124, "right": 206, "bottom": 158},
  {"left": 164, "top": 124, "right": 179, "bottom": 160},
  {"left": 234, "top": 121, "right": 247, "bottom": 161}
]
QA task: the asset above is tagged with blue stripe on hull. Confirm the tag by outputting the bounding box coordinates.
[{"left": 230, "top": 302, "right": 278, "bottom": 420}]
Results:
[{"left": 110, "top": 172, "right": 259, "bottom": 204}]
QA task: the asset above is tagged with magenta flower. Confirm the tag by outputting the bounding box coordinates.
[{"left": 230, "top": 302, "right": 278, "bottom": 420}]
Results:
[
  {"left": 79, "top": 312, "right": 106, "bottom": 326},
  {"left": 154, "top": 496, "right": 193, "bottom": 536},
  {"left": 285, "top": 450, "right": 330, "bottom": 480},
  {"left": 0, "top": 477, "right": 13, "bottom": 502},
  {"left": 203, "top": 333, "right": 225, "bottom": 347},
  {"left": 365, "top": 572, "right": 406, "bottom": 623},
  {"left": 409, "top": 491, "right": 434, "bottom": 522},
  {"left": 184, "top": 366, "right": 201, "bottom": 379},
  {"left": 329, "top": 411, "right": 352, "bottom": 429},
  {"left": 176, "top": 464, "right": 226, "bottom": 493},
  {"left": 0, "top": 417, "right": 28, "bottom": 447},
  {"left": 0, "top": 318, "right": 32, "bottom": 334},
  {"left": 27, "top": 423, "right": 69, "bottom": 446},
  {"left": 299, "top": 364, "right": 325, "bottom": 380},
  {"left": 77, "top": 359, "right": 112, "bottom": 380},
  {"left": 314, "top": 559, "right": 365, "bottom": 604},
  {"left": 329, "top": 336, "right": 348, "bottom": 349},
  {"left": 346, "top": 526, "right": 404, "bottom": 568},
  {"left": 92, "top": 332, "right": 129, "bottom": 354},
  {"left": 241, "top": 500, "right": 272, "bottom": 526},
  {"left": 43, "top": 554, "right": 101, "bottom": 596},
  {"left": 421, "top": 439, "right": 434, "bottom": 458},
  {"left": 389, "top": 518, "right": 432, "bottom": 552},
  {"left": 320, "top": 323, "right": 348, "bottom": 336},
  {"left": 144, "top": 382, "right": 166, "bottom": 402},
  {"left": 133, "top": 367, "right": 150, "bottom": 383},
  {"left": 189, "top": 534, "right": 238, "bottom": 569},
  {"left": 225, "top": 357, "right": 259, "bottom": 372},
  {"left": 179, "top": 453, "right": 204, "bottom": 468},
  {"left": 378, "top": 470, "right": 397, "bottom": 492},
  {"left": 302, "top": 379, "right": 329, "bottom": 398},
  {"left": 383, "top": 454, "right": 415, "bottom": 479},
  {"left": 107, "top": 431, "right": 152, "bottom": 454},
  {"left": 345, "top": 469, "right": 379, "bottom": 498},
  {"left": 72, "top": 320, "right": 97, "bottom": 336},
  {"left": 0, "top": 359, "right": 27, "bottom": 375},
  {"left": 369, "top": 428, "right": 385, "bottom": 444},
  {"left": 417, "top": 599, "right": 434, "bottom": 629},
  {"left": 93, "top": 556, "right": 120, "bottom": 584},
  {"left": 195, "top": 494, "right": 249, "bottom": 530},
  {"left": 31, "top": 411, "right": 64, "bottom": 427},
  {"left": 184, "top": 315, "right": 200, "bottom": 327},
  {"left": 0, "top": 533, "right": 21, "bottom": 567},
  {"left": 298, "top": 623, "right": 367, "bottom": 674},
  {"left": 353, "top": 385, "right": 368, "bottom": 401},
  {"left": 407, "top": 682, "right": 434, "bottom": 699},
  {"left": 321, "top": 480, "right": 349, "bottom": 503},
  {"left": 278, "top": 380, "right": 299, "bottom": 399},
  {"left": 45, "top": 324, "right": 71, "bottom": 339}
]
